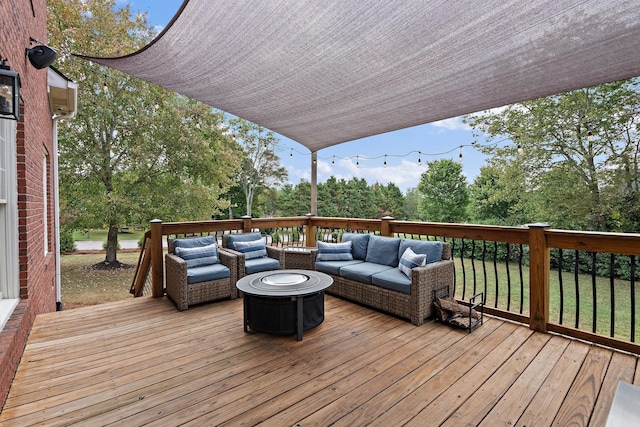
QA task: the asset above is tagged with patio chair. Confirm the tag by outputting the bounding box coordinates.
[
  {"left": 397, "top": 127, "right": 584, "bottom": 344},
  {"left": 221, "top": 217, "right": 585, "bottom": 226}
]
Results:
[
  {"left": 222, "top": 232, "right": 284, "bottom": 279},
  {"left": 165, "top": 236, "right": 238, "bottom": 310}
]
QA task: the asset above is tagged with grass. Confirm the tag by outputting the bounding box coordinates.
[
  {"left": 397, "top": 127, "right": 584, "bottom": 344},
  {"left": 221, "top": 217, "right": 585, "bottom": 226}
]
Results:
[
  {"left": 73, "top": 228, "right": 146, "bottom": 242},
  {"left": 61, "top": 252, "right": 140, "bottom": 309},
  {"left": 453, "top": 258, "right": 640, "bottom": 342}
]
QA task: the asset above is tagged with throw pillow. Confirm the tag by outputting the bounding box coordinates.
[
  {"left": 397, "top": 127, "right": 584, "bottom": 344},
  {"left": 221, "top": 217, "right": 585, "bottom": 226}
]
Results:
[
  {"left": 398, "top": 247, "right": 426, "bottom": 277},
  {"left": 316, "top": 241, "right": 353, "bottom": 261},
  {"left": 175, "top": 242, "right": 219, "bottom": 268},
  {"left": 234, "top": 239, "right": 268, "bottom": 259}
]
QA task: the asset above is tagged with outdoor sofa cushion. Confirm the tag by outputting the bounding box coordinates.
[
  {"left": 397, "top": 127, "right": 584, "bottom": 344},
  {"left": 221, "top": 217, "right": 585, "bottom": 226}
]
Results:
[
  {"left": 365, "top": 235, "right": 401, "bottom": 267},
  {"left": 398, "top": 239, "right": 443, "bottom": 265},
  {"left": 341, "top": 233, "right": 370, "bottom": 260},
  {"left": 315, "top": 259, "right": 363, "bottom": 275},
  {"left": 398, "top": 247, "right": 426, "bottom": 277},
  {"left": 234, "top": 239, "right": 268, "bottom": 259},
  {"left": 245, "top": 256, "right": 280, "bottom": 275},
  {"left": 175, "top": 243, "right": 219, "bottom": 268},
  {"left": 225, "top": 232, "right": 263, "bottom": 251},
  {"left": 371, "top": 267, "right": 412, "bottom": 294},
  {"left": 186, "top": 263, "right": 230, "bottom": 284},
  {"left": 339, "top": 262, "right": 395, "bottom": 285},
  {"left": 316, "top": 241, "right": 353, "bottom": 261}
]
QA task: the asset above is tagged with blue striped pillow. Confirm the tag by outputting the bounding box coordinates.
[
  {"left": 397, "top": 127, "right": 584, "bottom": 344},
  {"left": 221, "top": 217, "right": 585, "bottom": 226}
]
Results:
[
  {"left": 316, "top": 241, "right": 353, "bottom": 261},
  {"left": 175, "top": 243, "right": 219, "bottom": 268},
  {"left": 398, "top": 247, "right": 426, "bottom": 277},
  {"left": 234, "top": 239, "right": 268, "bottom": 260}
]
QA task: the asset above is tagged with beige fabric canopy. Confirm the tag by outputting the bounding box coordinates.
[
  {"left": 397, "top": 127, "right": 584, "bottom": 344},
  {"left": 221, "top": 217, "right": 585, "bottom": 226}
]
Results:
[{"left": 78, "top": 0, "right": 640, "bottom": 153}]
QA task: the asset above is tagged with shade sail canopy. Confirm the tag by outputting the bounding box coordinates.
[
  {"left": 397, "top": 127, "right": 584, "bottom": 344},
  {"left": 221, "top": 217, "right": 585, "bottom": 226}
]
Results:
[{"left": 78, "top": 0, "right": 640, "bottom": 153}]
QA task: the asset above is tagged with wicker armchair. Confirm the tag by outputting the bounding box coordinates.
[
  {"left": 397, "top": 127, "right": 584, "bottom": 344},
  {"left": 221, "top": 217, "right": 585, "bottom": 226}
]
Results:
[
  {"left": 221, "top": 232, "right": 284, "bottom": 279},
  {"left": 165, "top": 236, "right": 238, "bottom": 310}
]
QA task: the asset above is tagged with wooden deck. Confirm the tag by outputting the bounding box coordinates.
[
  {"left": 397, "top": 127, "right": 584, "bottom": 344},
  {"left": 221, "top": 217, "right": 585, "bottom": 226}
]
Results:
[{"left": 1, "top": 296, "right": 639, "bottom": 426}]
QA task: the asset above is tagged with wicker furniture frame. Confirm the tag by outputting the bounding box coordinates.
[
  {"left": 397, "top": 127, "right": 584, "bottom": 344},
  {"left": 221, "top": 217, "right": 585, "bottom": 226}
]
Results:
[
  {"left": 313, "top": 243, "right": 454, "bottom": 326},
  {"left": 165, "top": 239, "right": 238, "bottom": 310},
  {"left": 221, "top": 234, "right": 285, "bottom": 280}
]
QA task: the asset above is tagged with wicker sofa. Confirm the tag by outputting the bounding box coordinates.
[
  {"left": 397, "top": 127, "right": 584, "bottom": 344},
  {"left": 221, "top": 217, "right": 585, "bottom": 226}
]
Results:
[
  {"left": 312, "top": 233, "right": 454, "bottom": 326},
  {"left": 165, "top": 236, "right": 238, "bottom": 310}
]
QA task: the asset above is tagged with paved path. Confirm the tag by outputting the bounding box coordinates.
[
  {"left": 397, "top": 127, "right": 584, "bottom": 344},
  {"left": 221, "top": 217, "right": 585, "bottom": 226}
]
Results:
[{"left": 75, "top": 240, "right": 141, "bottom": 250}]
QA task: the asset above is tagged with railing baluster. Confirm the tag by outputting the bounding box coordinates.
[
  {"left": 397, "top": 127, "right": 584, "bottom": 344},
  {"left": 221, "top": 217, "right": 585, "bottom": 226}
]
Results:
[
  {"left": 506, "top": 243, "right": 511, "bottom": 312},
  {"left": 519, "top": 244, "right": 524, "bottom": 314},
  {"left": 610, "top": 252, "right": 615, "bottom": 337},
  {"left": 471, "top": 240, "right": 477, "bottom": 296},
  {"left": 631, "top": 255, "right": 636, "bottom": 342},
  {"left": 592, "top": 251, "right": 597, "bottom": 334},
  {"left": 482, "top": 241, "right": 488, "bottom": 306},
  {"left": 460, "top": 238, "right": 467, "bottom": 300},
  {"left": 574, "top": 249, "right": 580, "bottom": 329},
  {"left": 558, "top": 248, "right": 564, "bottom": 325},
  {"left": 493, "top": 241, "right": 499, "bottom": 309}
]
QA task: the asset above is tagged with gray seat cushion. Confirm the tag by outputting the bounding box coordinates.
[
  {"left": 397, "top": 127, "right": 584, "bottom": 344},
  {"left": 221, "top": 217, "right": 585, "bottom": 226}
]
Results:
[
  {"left": 339, "top": 262, "right": 394, "bottom": 285},
  {"left": 398, "top": 239, "right": 443, "bottom": 264},
  {"left": 245, "top": 256, "right": 280, "bottom": 274},
  {"left": 372, "top": 267, "right": 411, "bottom": 295},
  {"left": 315, "top": 259, "right": 363, "bottom": 275},
  {"left": 341, "top": 233, "right": 370, "bottom": 260},
  {"left": 365, "top": 235, "right": 401, "bottom": 267},
  {"left": 187, "top": 263, "right": 230, "bottom": 284},
  {"left": 226, "top": 232, "right": 263, "bottom": 250}
]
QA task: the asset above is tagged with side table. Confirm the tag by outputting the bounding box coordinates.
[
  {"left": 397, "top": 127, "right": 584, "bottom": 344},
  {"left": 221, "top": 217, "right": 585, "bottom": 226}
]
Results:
[{"left": 283, "top": 246, "right": 316, "bottom": 270}]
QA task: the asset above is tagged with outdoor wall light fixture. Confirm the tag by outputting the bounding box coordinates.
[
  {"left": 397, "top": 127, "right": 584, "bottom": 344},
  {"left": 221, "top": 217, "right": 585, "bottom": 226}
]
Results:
[
  {"left": 25, "top": 37, "right": 57, "bottom": 70},
  {"left": 0, "top": 58, "right": 20, "bottom": 120}
]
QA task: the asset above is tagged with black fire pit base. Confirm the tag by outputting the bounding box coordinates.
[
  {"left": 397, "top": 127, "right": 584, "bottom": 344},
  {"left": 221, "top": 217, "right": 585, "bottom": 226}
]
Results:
[{"left": 243, "top": 291, "right": 325, "bottom": 338}]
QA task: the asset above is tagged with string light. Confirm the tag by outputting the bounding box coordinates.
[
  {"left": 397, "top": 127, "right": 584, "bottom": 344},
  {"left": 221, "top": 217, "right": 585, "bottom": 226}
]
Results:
[
  {"left": 281, "top": 138, "right": 510, "bottom": 169},
  {"left": 290, "top": 148, "right": 293, "bottom": 158},
  {"left": 587, "top": 131, "right": 594, "bottom": 141},
  {"left": 517, "top": 144, "right": 523, "bottom": 153}
]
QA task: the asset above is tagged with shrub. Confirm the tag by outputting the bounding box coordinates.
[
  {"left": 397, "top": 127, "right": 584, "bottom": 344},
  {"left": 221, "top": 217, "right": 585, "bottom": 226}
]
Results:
[{"left": 60, "top": 230, "right": 76, "bottom": 253}]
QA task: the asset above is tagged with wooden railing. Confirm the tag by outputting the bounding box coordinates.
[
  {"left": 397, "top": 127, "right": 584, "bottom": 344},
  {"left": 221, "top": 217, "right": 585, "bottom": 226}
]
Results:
[{"left": 138, "top": 216, "right": 640, "bottom": 354}]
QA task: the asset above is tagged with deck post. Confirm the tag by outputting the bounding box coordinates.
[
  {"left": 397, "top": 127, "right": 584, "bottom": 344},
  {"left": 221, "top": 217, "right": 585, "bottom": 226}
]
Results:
[
  {"left": 528, "top": 222, "right": 550, "bottom": 332},
  {"left": 150, "top": 219, "right": 164, "bottom": 298},
  {"left": 241, "top": 215, "right": 252, "bottom": 233},
  {"left": 381, "top": 216, "right": 394, "bottom": 237},
  {"left": 305, "top": 213, "right": 316, "bottom": 247}
]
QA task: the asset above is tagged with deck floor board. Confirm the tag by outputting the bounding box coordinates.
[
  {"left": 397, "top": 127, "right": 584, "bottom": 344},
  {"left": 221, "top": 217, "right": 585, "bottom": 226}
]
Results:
[{"left": 1, "top": 295, "right": 638, "bottom": 426}]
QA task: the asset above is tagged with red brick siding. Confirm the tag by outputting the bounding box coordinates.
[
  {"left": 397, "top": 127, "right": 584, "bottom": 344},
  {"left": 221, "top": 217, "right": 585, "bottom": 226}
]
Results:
[{"left": 0, "top": 0, "right": 57, "bottom": 409}]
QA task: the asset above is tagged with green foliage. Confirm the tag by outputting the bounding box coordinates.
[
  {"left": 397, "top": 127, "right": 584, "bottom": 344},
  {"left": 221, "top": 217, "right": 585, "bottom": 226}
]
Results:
[
  {"left": 466, "top": 78, "right": 640, "bottom": 232},
  {"left": 48, "top": 0, "right": 240, "bottom": 262},
  {"left": 59, "top": 230, "right": 76, "bottom": 253},
  {"left": 417, "top": 159, "right": 469, "bottom": 222}
]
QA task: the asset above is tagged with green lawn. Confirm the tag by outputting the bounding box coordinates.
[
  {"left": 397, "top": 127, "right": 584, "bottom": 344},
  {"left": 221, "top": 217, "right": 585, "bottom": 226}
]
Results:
[
  {"left": 73, "top": 228, "right": 146, "bottom": 242},
  {"left": 453, "top": 258, "right": 640, "bottom": 342},
  {"left": 60, "top": 252, "right": 139, "bottom": 309}
]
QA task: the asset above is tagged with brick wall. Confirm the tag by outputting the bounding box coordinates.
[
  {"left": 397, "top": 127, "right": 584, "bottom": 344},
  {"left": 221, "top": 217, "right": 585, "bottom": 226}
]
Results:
[{"left": 0, "top": 0, "right": 57, "bottom": 409}]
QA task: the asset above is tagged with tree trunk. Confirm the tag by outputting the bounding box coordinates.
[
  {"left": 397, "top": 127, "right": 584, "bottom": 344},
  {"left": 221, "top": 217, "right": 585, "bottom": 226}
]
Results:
[{"left": 105, "top": 224, "right": 119, "bottom": 263}]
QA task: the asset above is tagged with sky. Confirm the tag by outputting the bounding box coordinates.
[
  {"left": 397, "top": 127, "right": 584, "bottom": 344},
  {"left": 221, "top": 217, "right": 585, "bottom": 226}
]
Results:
[{"left": 122, "top": 0, "right": 499, "bottom": 193}]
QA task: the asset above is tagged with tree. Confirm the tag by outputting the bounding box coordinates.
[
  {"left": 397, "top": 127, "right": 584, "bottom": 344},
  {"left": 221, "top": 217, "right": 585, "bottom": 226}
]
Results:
[
  {"left": 403, "top": 187, "right": 422, "bottom": 220},
  {"left": 417, "top": 159, "right": 469, "bottom": 222},
  {"left": 466, "top": 79, "right": 640, "bottom": 231},
  {"left": 372, "top": 182, "right": 405, "bottom": 219},
  {"left": 229, "top": 118, "right": 288, "bottom": 217},
  {"left": 49, "top": 0, "right": 240, "bottom": 265},
  {"left": 469, "top": 165, "right": 530, "bottom": 225}
]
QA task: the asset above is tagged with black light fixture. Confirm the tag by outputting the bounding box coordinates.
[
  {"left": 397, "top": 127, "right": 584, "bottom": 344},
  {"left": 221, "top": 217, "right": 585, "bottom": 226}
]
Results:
[
  {"left": 25, "top": 37, "right": 57, "bottom": 70},
  {"left": 0, "top": 58, "right": 20, "bottom": 120}
]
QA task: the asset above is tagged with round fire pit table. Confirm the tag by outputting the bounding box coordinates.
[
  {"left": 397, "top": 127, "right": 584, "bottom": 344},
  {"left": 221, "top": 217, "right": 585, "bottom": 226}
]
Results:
[{"left": 236, "top": 269, "right": 333, "bottom": 341}]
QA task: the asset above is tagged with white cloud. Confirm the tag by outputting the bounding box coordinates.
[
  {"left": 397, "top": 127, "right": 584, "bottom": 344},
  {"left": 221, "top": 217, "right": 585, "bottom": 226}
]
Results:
[{"left": 431, "top": 117, "right": 471, "bottom": 131}]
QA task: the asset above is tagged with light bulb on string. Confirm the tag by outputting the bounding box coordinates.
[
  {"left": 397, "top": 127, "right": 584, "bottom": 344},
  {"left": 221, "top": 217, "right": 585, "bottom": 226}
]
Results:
[
  {"left": 289, "top": 148, "right": 293, "bottom": 158},
  {"left": 587, "top": 131, "right": 594, "bottom": 141},
  {"left": 418, "top": 151, "right": 422, "bottom": 166},
  {"left": 517, "top": 144, "right": 523, "bottom": 153},
  {"left": 384, "top": 154, "right": 387, "bottom": 168},
  {"left": 356, "top": 155, "right": 359, "bottom": 168},
  {"left": 458, "top": 147, "right": 463, "bottom": 162},
  {"left": 332, "top": 155, "right": 335, "bottom": 166}
]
